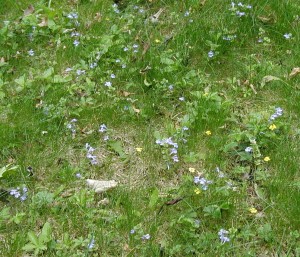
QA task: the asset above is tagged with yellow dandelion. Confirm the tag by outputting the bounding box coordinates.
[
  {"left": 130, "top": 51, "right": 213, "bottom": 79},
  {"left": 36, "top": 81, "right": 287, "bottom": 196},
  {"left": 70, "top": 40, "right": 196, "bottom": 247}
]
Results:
[
  {"left": 248, "top": 207, "right": 258, "bottom": 214},
  {"left": 269, "top": 124, "right": 276, "bottom": 131},
  {"left": 205, "top": 130, "right": 212, "bottom": 136},
  {"left": 189, "top": 167, "right": 196, "bottom": 173},
  {"left": 135, "top": 147, "right": 143, "bottom": 152},
  {"left": 155, "top": 39, "right": 161, "bottom": 43},
  {"left": 194, "top": 188, "right": 201, "bottom": 195},
  {"left": 263, "top": 156, "right": 270, "bottom": 162}
]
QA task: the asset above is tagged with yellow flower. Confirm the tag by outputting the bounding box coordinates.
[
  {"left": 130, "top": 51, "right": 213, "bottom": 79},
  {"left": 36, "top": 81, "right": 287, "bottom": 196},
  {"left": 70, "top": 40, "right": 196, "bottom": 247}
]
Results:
[
  {"left": 205, "top": 130, "right": 212, "bottom": 136},
  {"left": 155, "top": 39, "right": 161, "bottom": 43},
  {"left": 194, "top": 188, "right": 201, "bottom": 195},
  {"left": 269, "top": 124, "right": 276, "bottom": 130},
  {"left": 248, "top": 207, "right": 258, "bottom": 214},
  {"left": 189, "top": 167, "right": 196, "bottom": 173},
  {"left": 135, "top": 147, "right": 143, "bottom": 152},
  {"left": 264, "top": 156, "right": 270, "bottom": 162}
]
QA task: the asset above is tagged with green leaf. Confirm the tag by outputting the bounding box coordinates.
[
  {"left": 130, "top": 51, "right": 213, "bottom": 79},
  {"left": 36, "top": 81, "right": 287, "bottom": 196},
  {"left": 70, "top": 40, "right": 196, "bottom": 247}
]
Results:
[
  {"left": 22, "top": 243, "right": 37, "bottom": 251},
  {"left": 203, "top": 205, "right": 221, "bottom": 219},
  {"left": 0, "top": 207, "right": 10, "bottom": 222},
  {"left": 149, "top": 187, "right": 159, "bottom": 209},
  {"left": 38, "top": 67, "right": 54, "bottom": 80},
  {"left": 108, "top": 141, "right": 127, "bottom": 159},
  {"left": 0, "top": 164, "right": 19, "bottom": 178},
  {"left": 53, "top": 75, "right": 72, "bottom": 83},
  {"left": 27, "top": 231, "right": 40, "bottom": 246},
  {"left": 40, "top": 222, "right": 52, "bottom": 243},
  {"left": 14, "top": 75, "right": 26, "bottom": 87},
  {"left": 254, "top": 183, "right": 266, "bottom": 200},
  {"left": 10, "top": 212, "right": 26, "bottom": 224},
  {"left": 160, "top": 57, "right": 174, "bottom": 65}
]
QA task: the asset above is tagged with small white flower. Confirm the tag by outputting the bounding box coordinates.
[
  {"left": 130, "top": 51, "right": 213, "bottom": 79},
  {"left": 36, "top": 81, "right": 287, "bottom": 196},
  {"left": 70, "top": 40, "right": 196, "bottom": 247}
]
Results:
[
  {"left": 141, "top": 234, "right": 150, "bottom": 240},
  {"left": 283, "top": 33, "right": 292, "bottom": 39},
  {"left": 245, "top": 146, "right": 253, "bottom": 153},
  {"left": 104, "top": 81, "right": 112, "bottom": 87}
]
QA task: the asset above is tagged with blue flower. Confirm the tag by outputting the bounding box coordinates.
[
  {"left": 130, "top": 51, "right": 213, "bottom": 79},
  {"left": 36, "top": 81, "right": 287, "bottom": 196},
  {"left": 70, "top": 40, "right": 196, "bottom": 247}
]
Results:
[
  {"left": 73, "top": 40, "right": 80, "bottom": 47},
  {"left": 218, "top": 229, "right": 230, "bottom": 244},
  {"left": 194, "top": 176, "right": 212, "bottom": 190},
  {"left": 10, "top": 187, "right": 28, "bottom": 201},
  {"left": 208, "top": 50, "right": 214, "bottom": 58},
  {"left": 172, "top": 155, "right": 179, "bottom": 162},
  {"left": 67, "top": 12, "right": 78, "bottom": 19},
  {"left": 184, "top": 11, "right": 190, "bottom": 17},
  {"left": 28, "top": 49, "right": 34, "bottom": 56},
  {"left": 99, "top": 124, "right": 107, "bottom": 133}
]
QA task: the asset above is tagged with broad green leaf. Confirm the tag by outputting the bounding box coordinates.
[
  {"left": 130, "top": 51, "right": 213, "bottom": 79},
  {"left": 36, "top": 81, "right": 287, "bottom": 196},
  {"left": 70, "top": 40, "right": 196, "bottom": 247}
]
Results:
[
  {"left": 10, "top": 212, "right": 26, "bottom": 224},
  {"left": 22, "top": 243, "right": 37, "bottom": 251},
  {"left": 14, "top": 75, "right": 26, "bottom": 87},
  {"left": 0, "top": 207, "right": 10, "bottom": 222},
  {"left": 27, "top": 231, "right": 39, "bottom": 246},
  {"left": 203, "top": 205, "right": 221, "bottom": 219},
  {"left": 149, "top": 187, "right": 159, "bottom": 208},
  {"left": 40, "top": 222, "right": 52, "bottom": 243},
  {"left": 53, "top": 75, "right": 72, "bottom": 83},
  {"left": 108, "top": 141, "right": 127, "bottom": 159},
  {"left": 39, "top": 67, "right": 54, "bottom": 80},
  {"left": 161, "top": 57, "right": 174, "bottom": 65}
]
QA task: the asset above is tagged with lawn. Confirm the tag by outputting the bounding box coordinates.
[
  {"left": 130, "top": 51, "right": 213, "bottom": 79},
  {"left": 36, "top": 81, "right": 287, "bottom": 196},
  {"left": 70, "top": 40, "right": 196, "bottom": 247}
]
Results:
[{"left": 0, "top": 0, "right": 300, "bottom": 256}]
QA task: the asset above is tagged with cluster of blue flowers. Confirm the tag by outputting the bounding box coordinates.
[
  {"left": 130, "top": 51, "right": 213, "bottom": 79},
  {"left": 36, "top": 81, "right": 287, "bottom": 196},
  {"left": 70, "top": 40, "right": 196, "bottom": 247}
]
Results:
[
  {"left": 194, "top": 176, "right": 213, "bottom": 190},
  {"left": 229, "top": 2, "right": 252, "bottom": 17},
  {"left": 10, "top": 187, "right": 28, "bottom": 201},
  {"left": 67, "top": 12, "right": 80, "bottom": 46},
  {"left": 66, "top": 118, "right": 77, "bottom": 135},
  {"left": 99, "top": 124, "right": 109, "bottom": 141},
  {"left": 85, "top": 143, "right": 98, "bottom": 165},
  {"left": 269, "top": 107, "right": 283, "bottom": 121},
  {"left": 156, "top": 137, "right": 179, "bottom": 163},
  {"left": 218, "top": 229, "right": 230, "bottom": 243}
]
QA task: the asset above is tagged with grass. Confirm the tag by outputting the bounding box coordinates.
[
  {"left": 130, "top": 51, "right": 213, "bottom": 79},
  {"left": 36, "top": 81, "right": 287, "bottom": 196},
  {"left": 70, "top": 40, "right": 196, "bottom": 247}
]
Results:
[{"left": 0, "top": 0, "right": 300, "bottom": 256}]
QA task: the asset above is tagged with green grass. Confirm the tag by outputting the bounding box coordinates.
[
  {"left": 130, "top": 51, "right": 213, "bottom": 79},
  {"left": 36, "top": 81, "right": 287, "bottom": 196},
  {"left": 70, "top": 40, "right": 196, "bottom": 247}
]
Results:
[{"left": 1, "top": 0, "right": 300, "bottom": 256}]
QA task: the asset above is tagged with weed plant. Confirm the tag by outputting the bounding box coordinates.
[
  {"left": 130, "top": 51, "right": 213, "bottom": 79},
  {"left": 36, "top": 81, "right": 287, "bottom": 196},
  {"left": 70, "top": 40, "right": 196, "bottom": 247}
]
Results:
[{"left": 0, "top": 0, "right": 300, "bottom": 256}]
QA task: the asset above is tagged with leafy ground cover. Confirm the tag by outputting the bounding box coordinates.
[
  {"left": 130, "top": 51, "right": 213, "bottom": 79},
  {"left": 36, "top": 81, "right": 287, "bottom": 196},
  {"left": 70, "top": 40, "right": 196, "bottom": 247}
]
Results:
[{"left": 1, "top": 0, "right": 300, "bottom": 256}]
